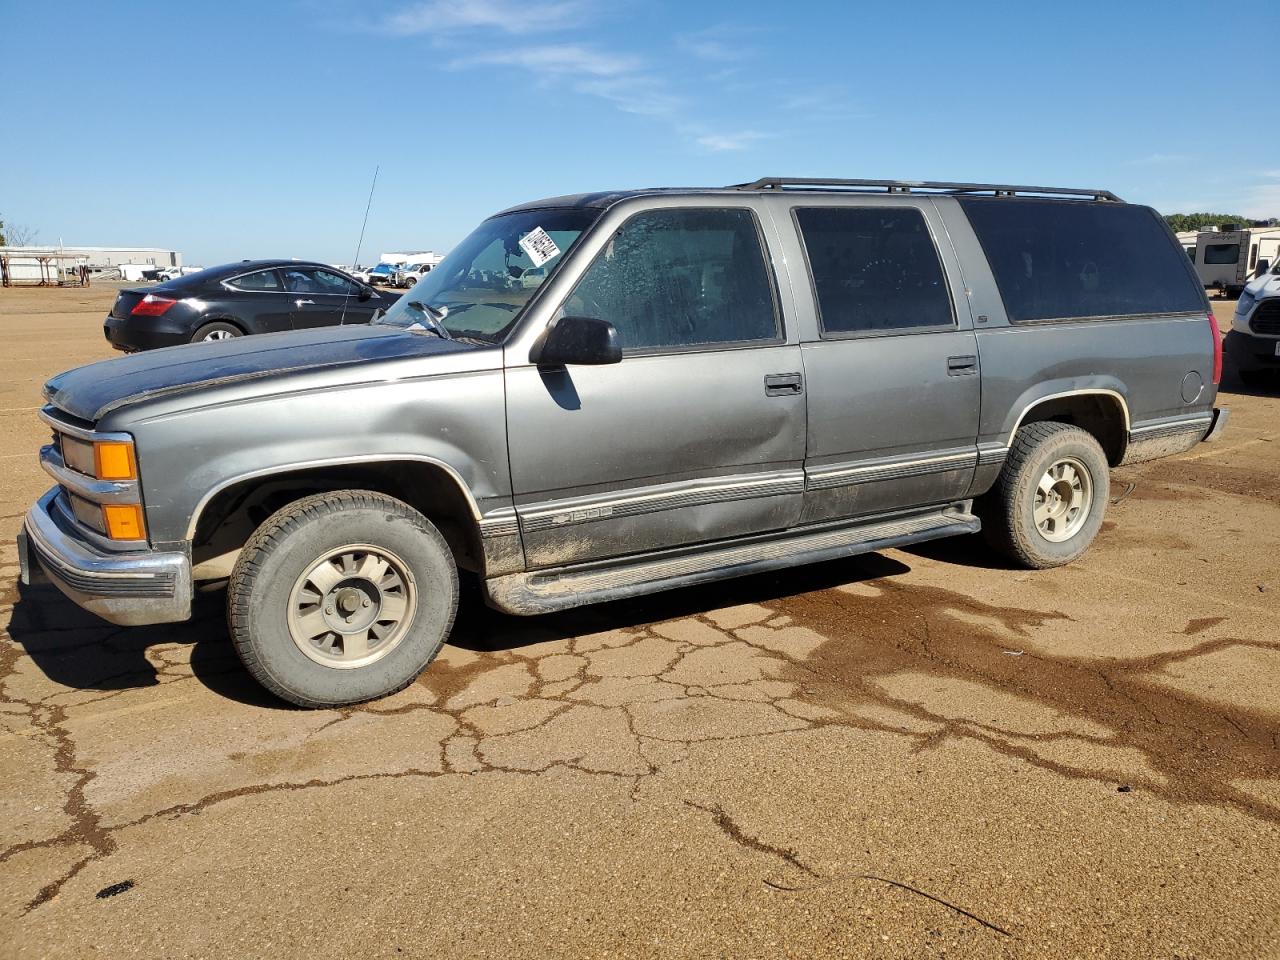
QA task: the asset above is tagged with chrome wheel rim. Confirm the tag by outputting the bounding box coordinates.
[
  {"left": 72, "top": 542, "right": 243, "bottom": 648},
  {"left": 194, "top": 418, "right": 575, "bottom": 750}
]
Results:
[
  {"left": 203, "top": 329, "right": 236, "bottom": 341},
  {"left": 287, "top": 544, "right": 417, "bottom": 669},
  {"left": 1034, "top": 457, "right": 1092, "bottom": 542}
]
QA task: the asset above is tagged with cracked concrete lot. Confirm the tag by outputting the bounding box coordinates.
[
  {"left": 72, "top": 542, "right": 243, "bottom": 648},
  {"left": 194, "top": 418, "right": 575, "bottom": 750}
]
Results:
[{"left": 2, "top": 287, "right": 1279, "bottom": 959}]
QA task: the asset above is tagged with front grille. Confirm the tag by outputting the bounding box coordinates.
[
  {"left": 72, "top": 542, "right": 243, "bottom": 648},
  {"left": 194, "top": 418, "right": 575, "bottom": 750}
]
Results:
[{"left": 1252, "top": 298, "right": 1280, "bottom": 336}]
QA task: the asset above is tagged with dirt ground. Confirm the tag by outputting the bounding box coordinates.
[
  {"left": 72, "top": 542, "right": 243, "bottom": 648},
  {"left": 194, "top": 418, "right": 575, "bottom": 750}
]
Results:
[{"left": 1, "top": 283, "right": 1277, "bottom": 960}]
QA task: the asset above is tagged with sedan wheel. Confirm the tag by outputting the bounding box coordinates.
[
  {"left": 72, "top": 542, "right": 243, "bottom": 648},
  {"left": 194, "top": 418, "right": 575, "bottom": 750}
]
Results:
[{"left": 191, "top": 321, "right": 243, "bottom": 343}]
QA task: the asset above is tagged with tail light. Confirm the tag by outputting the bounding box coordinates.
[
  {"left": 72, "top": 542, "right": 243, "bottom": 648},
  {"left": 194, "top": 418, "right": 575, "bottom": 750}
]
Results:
[
  {"left": 131, "top": 294, "right": 177, "bottom": 316},
  {"left": 1209, "top": 311, "right": 1223, "bottom": 385}
]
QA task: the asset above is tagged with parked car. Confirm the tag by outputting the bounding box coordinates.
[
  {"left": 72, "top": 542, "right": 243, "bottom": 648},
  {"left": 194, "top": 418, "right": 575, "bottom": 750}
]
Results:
[
  {"left": 22, "top": 177, "right": 1226, "bottom": 708},
  {"left": 101, "top": 260, "right": 399, "bottom": 351},
  {"left": 392, "top": 262, "right": 435, "bottom": 288},
  {"left": 1225, "top": 257, "right": 1280, "bottom": 384},
  {"left": 156, "top": 265, "right": 205, "bottom": 282},
  {"left": 367, "top": 263, "right": 397, "bottom": 285}
]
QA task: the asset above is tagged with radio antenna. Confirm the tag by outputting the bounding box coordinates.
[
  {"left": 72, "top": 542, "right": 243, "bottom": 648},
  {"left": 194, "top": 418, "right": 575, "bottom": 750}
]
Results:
[{"left": 340, "top": 164, "right": 379, "bottom": 326}]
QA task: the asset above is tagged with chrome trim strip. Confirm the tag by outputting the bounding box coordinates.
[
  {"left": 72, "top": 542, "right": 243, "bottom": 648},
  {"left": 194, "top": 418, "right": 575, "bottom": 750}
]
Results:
[
  {"left": 517, "top": 471, "right": 804, "bottom": 532},
  {"left": 486, "top": 505, "right": 980, "bottom": 615},
  {"left": 977, "top": 446, "right": 1008, "bottom": 466},
  {"left": 1128, "top": 414, "right": 1213, "bottom": 439},
  {"left": 478, "top": 508, "right": 520, "bottom": 539},
  {"left": 40, "top": 444, "right": 141, "bottom": 504},
  {"left": 184, "top": 454, "right": 483, "bottom": 540},
  {"left": 39, "top": 405, "right": 133, "bottom": 444},
  {"left": 1006, "top": 389, "right": 1131, "bottom": 440},
  {"left": 806, "top": 450, "right": 977, "bottom": 491}
]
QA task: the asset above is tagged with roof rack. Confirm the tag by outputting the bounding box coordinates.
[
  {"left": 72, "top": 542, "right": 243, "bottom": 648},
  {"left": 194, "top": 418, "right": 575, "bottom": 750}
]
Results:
[{"left": 728, "top": 177, "right": 1122, "bottom": 202}]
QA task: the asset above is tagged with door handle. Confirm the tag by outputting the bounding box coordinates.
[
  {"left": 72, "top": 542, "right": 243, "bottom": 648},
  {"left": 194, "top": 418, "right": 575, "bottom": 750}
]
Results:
[
  {"left": 294, "top": 299, "right": 315, "bottom": 307},
  {"left": 765, "top": 372, "right": 804, "bottom": 397},
  {"left": 947, "top": 355, "right": 978, "bottom": 376}
]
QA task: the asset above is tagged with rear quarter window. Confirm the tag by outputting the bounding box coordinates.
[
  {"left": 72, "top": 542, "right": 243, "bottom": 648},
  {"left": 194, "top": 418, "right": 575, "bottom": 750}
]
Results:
[{"left": 958, "top": 198, "right": 1205, "bottom": 322}]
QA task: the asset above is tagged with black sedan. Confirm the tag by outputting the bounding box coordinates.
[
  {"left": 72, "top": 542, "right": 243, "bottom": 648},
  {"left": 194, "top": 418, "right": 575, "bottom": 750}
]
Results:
[{"left": 103, "top": 260, "right": 401, "bottom": 352}]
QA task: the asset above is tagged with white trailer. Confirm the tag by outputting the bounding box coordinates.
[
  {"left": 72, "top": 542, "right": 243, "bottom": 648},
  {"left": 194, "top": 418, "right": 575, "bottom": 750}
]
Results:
[{"left": 1193, "top": 226, "right": 1280, "bottom": 297}]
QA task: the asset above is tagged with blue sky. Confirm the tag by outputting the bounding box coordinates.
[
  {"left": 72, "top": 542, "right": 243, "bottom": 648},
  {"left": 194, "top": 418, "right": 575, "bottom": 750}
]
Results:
[{"left": 2, "top": 0, "right": 1276, "bottom": 265}]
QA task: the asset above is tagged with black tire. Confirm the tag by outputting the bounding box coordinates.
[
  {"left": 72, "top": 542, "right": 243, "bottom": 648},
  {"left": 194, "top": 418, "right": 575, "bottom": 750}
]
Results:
[
  {"left": 980, "top": 422, "right": 1109, "bottom": 569},
  {"left": 191, "top": 321, "right": 243, "bottom": 344},
  {"left": 227, "top": 490, "right": 458, "bottom": 708}
]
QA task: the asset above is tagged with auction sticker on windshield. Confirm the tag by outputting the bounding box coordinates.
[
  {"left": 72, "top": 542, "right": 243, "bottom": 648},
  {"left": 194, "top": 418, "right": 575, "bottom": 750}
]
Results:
[{"left": 519, "top": 227, "right": 561, "bottom": 268}]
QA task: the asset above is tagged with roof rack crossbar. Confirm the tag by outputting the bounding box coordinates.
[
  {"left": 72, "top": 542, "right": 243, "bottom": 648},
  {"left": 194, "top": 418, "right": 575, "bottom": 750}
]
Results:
[{"left": 729, "top": 177, "right": 1122, "bottom": 202}]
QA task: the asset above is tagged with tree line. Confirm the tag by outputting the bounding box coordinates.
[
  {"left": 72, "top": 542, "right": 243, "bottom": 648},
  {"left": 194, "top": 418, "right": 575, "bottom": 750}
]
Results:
[{"left": 1164, "top": 213, "right": 1279, "bottom": 232}]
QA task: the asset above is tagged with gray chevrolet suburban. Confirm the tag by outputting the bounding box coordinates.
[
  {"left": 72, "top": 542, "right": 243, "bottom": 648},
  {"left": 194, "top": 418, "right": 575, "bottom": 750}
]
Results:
[{"left": 20, "top": 177, "right": 1228, "bottom": 707}]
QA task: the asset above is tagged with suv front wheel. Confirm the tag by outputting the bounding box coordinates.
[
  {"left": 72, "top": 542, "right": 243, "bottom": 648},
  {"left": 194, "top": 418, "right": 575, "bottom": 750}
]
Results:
[
  {"left": 981, "top": 422, "right": 1109, "bottom": 569},
  {"left": 227, "top": 490, "right": 458, "bottom": 707}
]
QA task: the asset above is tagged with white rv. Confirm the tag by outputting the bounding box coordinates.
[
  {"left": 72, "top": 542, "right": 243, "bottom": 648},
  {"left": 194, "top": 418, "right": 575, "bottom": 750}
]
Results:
[{"left": 1193, "top": 226, "right": 1280, "bottom": 297}]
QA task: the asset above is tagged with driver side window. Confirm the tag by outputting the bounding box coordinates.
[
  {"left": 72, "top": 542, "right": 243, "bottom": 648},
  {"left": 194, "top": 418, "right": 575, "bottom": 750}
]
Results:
[{"left": 566, "top": 208, "right": 779, "bottom": 352}]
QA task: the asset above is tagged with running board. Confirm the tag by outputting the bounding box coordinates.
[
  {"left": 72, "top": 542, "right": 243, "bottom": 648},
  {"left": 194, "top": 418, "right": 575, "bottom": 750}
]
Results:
[{"left": 484, "top": 505, "right": 980, "bottom": 616}]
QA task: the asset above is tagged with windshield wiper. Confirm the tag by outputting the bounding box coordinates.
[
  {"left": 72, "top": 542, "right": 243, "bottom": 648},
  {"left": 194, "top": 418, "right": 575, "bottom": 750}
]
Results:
[{"left": 406, "top": 301, "right": 453, "bottom": 340}]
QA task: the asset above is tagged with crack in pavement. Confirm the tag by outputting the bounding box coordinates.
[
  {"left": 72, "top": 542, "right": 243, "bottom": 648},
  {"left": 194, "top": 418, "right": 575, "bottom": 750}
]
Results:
[{"left": 3, "top": 564, "right": 1280, "bottom": 921}]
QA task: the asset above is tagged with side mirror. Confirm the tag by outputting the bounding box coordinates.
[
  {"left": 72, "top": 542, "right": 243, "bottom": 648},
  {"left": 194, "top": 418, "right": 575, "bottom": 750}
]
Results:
[
  {"left": 358, "top": 285, "right": 374, "bottom": 301},
  {"left": 530, "top": 316, "right": 622, "bottom": 366}
]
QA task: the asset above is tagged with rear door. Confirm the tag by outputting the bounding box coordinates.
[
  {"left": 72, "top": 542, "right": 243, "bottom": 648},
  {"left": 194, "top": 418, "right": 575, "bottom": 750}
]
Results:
[
  {"left": 505, "top": 203, "right": 807, "bottom": 569},
  {"left": 776, "top": 198, "right": 980, "bottom": 523}
]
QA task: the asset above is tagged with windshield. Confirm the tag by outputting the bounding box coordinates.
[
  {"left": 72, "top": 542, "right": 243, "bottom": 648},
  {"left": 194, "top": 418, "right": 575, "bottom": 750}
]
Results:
[{"left": 374, "top": 208, "right": 597, "bottom": 340}]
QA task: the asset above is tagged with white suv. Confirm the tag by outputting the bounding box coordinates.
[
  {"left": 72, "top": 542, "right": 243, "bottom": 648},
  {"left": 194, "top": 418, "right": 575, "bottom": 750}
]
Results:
[
  {"left": 393, "top": 262, "right": 433, "bottom": 288},
  {"left": 1226, "top": 259, "right": 1280, "bottom": 385}
]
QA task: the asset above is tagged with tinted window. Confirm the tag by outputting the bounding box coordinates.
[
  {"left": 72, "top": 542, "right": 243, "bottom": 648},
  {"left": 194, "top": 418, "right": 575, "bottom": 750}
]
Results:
[
  {"left": 1203, "top": 243, "right": 1241, "bottom": 265},
  {"left": 960, "top": 199, "right": 1205, "bottom": 321},
  {"left": 311, "top": 269, "right": 362, "bottom": 295},
  {"left": 281, "top": 268, "right": 360, "bottom": 295},
  {"left": 566, "top": 208, "right": 777, "bottom": 351},
  {"left": 795, "top": 207, "right": 952, "bottom": 334},
  {"left": 227, "top": 269, "right": 280, "bottom": 291}
]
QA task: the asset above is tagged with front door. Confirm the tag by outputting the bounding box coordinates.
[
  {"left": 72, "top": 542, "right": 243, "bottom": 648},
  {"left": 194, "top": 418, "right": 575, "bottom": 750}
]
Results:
[
  {"left": 787, "top": 202, "right": 981, "bottom": 523},
  {"left": 505, "top": 206, "right": 807, "bottom": 569},
  {"left": 283, "top": 267, "right": 370, "bottom": 329}
]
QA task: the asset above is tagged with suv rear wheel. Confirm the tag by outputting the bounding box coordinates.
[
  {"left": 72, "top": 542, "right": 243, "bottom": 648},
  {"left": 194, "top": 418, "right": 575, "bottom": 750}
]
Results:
[
  {"left": 981, "top": 422, "right": 1109, "bottom": 569},
  {"left": 227, "top": 490, "right": 458, "bottom": 707}
]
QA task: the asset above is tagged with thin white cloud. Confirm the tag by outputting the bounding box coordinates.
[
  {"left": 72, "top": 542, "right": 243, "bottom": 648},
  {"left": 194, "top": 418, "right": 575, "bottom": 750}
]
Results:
[
  {"left": 1127, "top": 153, "right": 1188, "bottom": 166},
  {"left": 380, "top": 0, "right": 588, "bottom": 35},
  {"left": 676, "top": 26, "right": 757, "bottom": 62},
  {"left": 381, "top": 6, "right": 781, "bottom": 152},
  {"left": 694, "top": 130, "right": 770, "bottom": 152},
  {"left": 450, "top": 44, "right": 640, "bottom": 76}
]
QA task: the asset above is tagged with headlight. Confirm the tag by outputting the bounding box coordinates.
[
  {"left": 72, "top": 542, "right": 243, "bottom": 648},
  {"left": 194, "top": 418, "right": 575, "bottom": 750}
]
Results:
[
  {"left": 1236, "top": 291, "right": 1256, "bottom": 316},
  {"left": 61, "top": 436, "right": 138, "bottom": 480}
]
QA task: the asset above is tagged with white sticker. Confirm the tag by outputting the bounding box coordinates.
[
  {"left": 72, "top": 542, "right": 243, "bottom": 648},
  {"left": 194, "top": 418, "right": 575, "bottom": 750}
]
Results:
[{"left": 518, "top": 226, "right": 561, "bottom": 268}]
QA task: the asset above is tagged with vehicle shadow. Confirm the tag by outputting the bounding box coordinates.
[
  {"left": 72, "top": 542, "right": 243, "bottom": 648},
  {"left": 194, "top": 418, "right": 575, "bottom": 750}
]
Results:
[
  {"left": 6, "top": 549, "right": 927, "bottom": 708},
  {"left": 447, "top": 551, "right": 915, "bottom": 654},
  {"left": 4, "top": 581, "right": 285, "bottom": 709}
]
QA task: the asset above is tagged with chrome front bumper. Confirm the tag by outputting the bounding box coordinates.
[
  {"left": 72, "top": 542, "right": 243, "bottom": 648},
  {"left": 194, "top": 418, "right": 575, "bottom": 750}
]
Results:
[{"left": 20, "top": 488, "right": 192, "bottom": 626}]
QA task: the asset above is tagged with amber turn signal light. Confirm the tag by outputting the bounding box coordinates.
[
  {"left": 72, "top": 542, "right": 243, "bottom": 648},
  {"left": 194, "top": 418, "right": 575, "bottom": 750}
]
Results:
[
  {"left": 102, "top": 503, "right": 146, "bottom": 540},
  {"left": 94, "top": 441, "right": 137, "bottom": 481}
]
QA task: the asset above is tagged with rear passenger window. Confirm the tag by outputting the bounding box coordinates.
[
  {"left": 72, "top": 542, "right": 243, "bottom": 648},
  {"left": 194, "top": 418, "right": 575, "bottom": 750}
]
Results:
[
  {"left": 794, "top": 207, "right": 953, "bottom": 335},
  {"left": 959, "top": 198, "right": 1206, "bottom": 322},
  {"left": 227, "top": 270, "right": 280, "bottom": 291},
  {"left": 566, "top": 208, "right": 778, "bottom": 351}
]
